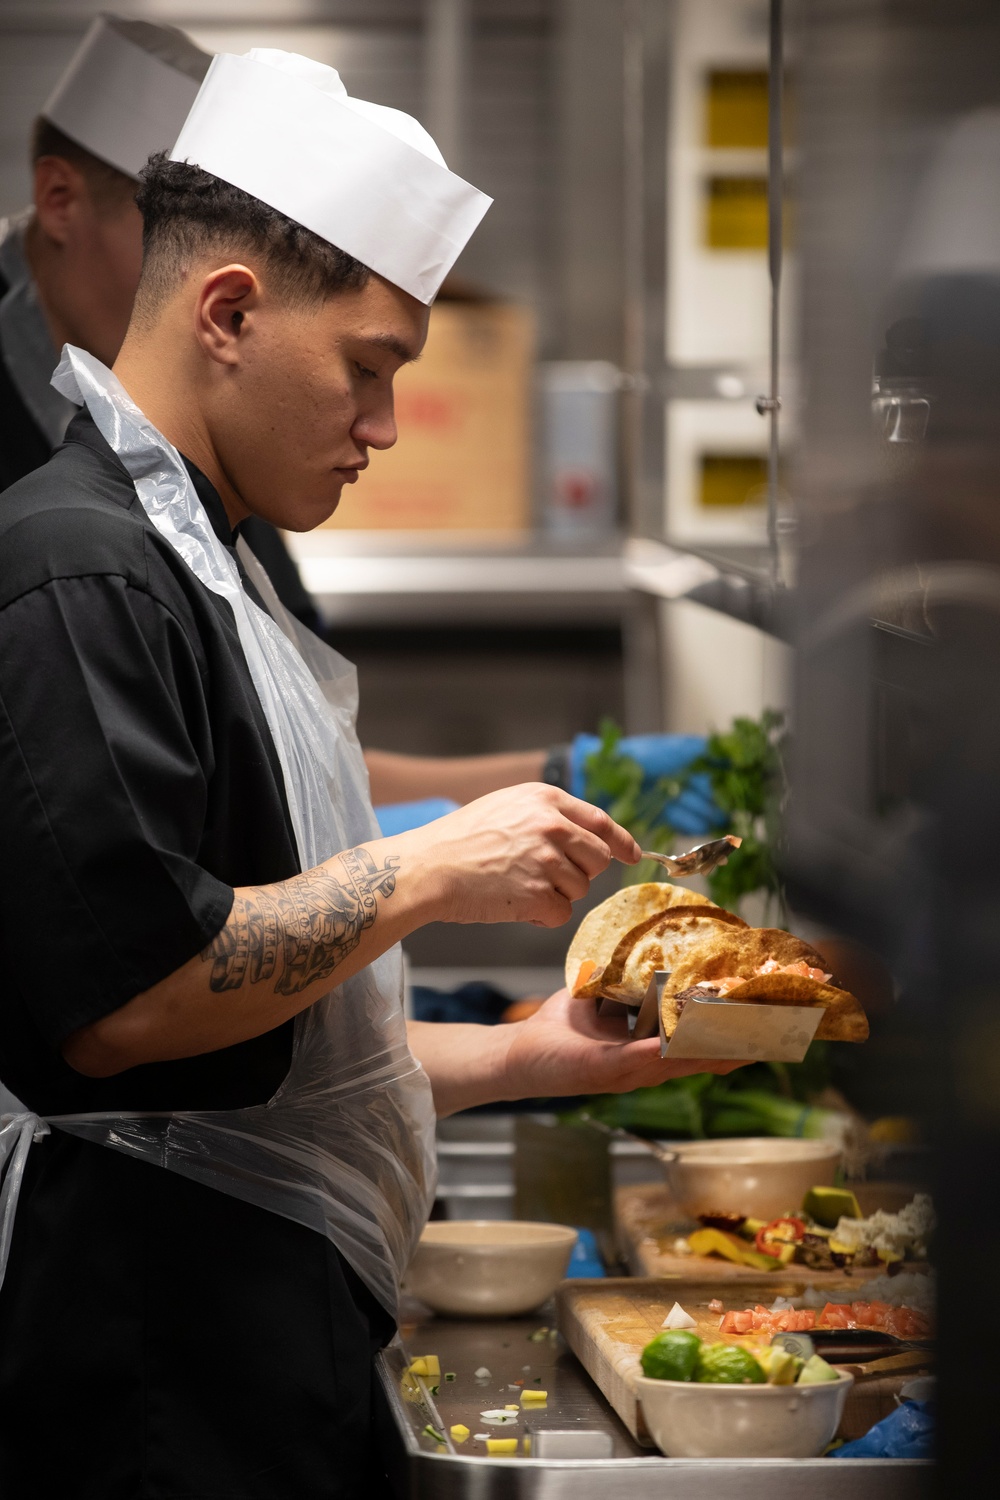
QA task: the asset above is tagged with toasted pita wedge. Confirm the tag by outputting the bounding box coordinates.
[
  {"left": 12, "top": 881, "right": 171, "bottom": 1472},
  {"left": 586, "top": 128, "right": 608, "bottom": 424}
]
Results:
[
  {"left": 564, "top": 882, "right": 715, "bottom": 998},
  {"left": 662, "top": 927, "right": 869, "bottom": 1043},
  {"left": 601, "top": 907, "right": 749, "bottom": 1003}
]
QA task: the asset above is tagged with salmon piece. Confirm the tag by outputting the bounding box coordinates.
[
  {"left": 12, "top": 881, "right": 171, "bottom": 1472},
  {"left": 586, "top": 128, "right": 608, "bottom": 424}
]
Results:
[{"left": 757, "top": 958, "right": 832, "bottom": 983}]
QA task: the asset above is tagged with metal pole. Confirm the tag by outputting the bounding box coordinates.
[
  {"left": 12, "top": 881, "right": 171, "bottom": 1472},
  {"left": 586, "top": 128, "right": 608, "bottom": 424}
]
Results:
[
  {"left": 756, "top": 0, "right": 783, "bottom": 586},
  {"left": 424, "top": 0, "right": 469, "bottom": 174}
]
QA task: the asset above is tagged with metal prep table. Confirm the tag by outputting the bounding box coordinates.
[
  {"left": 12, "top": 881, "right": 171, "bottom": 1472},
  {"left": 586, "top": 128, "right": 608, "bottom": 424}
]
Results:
[{"left": 376, "top": 1304, "right": 931, "bottom": 1498}]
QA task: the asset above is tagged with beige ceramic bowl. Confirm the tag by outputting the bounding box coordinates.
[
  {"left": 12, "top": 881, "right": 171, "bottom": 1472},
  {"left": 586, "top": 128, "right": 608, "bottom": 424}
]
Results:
[
  {"left": 405, "top": 1220, "right": 577, "bottom": 1318},
  {"left": 637, "top": 1370, "right": 853, "bottom": 1458},
  {"left": 663, "top": 1137, "right": 841, "bottom": 1222}
]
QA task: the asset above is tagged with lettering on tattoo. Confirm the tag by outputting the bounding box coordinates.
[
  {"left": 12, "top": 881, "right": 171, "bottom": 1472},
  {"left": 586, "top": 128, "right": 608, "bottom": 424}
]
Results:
[{"left": 201, "top": 846, "right": 401, "bottom": 996}]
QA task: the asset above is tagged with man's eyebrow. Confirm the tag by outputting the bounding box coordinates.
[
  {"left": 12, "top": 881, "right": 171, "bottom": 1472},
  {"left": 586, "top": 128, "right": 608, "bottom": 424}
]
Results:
[{"left": 361, "top": 332, "right": 420, "bottom": 364}]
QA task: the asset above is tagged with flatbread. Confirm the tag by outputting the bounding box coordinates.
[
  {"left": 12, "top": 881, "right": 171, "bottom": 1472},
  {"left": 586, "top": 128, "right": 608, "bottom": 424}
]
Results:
[
  {"left": 662, "top": 927, "right": 869, "bottom": 1043},
  {"left": 564, "top": 882, "right": 715, "bottom": 998},
  {"left": 667, "top": 927, "right": 831, "bottom": 990},
  {"left": 601, "top": 906, "right": 749, "bottom": 1003}
]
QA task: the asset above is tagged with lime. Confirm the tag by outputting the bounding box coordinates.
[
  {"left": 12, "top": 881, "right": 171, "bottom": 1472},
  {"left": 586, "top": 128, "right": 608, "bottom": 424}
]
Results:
[
  {"left": 694, "top": 1342, "right": 766, "bottom": 1385},
  {"left": 797, "top": 1353, "right": 839, "bottom": 1384},
  {"left": 640, "top": 1329, "right": 702, "bottom": 1382}
]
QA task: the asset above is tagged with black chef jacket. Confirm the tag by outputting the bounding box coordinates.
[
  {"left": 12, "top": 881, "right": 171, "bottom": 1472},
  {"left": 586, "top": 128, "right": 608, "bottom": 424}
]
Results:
[
  {"left": 0, "top": 413, "right": 395, "bottom": 1500},
  {"left": 0, "top": 258, "right": 322, "bottom": 632}
]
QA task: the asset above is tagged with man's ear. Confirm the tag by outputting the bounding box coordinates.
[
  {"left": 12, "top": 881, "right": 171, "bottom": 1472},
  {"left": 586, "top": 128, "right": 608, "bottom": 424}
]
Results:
[
  {"left": 33, "top": 156, "right": 88, "bottom": 246},
  {"left": 194, "top": 264, "right": 259, "bottom": 368}
]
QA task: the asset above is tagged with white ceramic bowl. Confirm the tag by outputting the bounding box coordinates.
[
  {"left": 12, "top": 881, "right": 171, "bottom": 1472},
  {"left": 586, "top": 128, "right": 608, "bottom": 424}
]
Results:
[
  {"left": 405, "top": 1220, "right": 577, "bottom": 1318},
  {"left": 663, "top": 1137, "right": 841, "bottom": 1221},
  {"left": 637, "top": 1370, "right": 853, "bottom": 1458}
]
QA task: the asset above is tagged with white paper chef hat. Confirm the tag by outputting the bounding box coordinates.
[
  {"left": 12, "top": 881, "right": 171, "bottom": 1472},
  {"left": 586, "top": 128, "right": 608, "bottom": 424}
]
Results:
[
  {"left": 169, "top": 48, "right": 492, "bottom": 306},
  {"left": 42, "top": 14, "right": 210, "bottom": 180}
]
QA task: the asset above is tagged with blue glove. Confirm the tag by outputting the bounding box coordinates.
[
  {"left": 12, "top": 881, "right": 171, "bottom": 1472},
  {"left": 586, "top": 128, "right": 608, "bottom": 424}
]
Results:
[
  {"left": 374, "top": 797, "right": 459, "bottom": 838},
  {"left": 569, "top": 732, "right": 724, "bottom": 836},
  {"left": 831, "top": 1399, "right": 933, "bottom": 1460}
]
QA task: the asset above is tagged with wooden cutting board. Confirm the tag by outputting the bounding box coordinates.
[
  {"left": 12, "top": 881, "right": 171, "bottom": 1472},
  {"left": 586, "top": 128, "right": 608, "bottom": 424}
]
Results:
[
  {"left": 615, "top": 1181, "right": 921, "bottom": 1282},
  {"left": 555, "top": 1276, "right": 931, "bottom": 1447}
]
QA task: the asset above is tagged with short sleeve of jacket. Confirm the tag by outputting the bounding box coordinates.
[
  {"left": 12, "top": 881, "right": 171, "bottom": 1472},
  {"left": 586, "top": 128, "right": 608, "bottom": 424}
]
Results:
[{"left": 0, "top": 571, "right": 234, "bottom": 1046}]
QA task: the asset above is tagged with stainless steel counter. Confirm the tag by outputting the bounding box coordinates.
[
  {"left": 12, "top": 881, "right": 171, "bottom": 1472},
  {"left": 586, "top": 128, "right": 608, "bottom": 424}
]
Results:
[{"left": 376, "top": 1303, "right": 931, "bottom": 1498}]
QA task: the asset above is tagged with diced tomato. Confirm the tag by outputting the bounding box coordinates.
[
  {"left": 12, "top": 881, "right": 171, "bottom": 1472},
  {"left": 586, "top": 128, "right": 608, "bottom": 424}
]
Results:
[
  {"left": 719, "top": 1310, "right": 755, "bottom": 1334},
  {"left": 884, "top": 1307, "right": 931, "bottom": 1340},
  {"left": 785, "top": 1310, "right": 817, "bottom": 1331},
  {"left": 708, "top": 1299, "right": 724, "bottom": 1313},
  {"left": 818, "top": 1303, "right": 853, "bottom": 1328}
]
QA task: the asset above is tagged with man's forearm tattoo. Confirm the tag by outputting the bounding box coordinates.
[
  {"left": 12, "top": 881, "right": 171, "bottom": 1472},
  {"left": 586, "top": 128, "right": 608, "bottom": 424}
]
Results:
[{"left": 201, "top": 846, "right": 401, "bottom": 995}]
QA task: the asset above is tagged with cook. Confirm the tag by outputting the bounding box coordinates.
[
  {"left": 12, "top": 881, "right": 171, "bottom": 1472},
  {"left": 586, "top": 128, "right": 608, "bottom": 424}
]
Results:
[
  {"left": 0, "top": 15, "right": 720, "bottom": 859},
  {"left": 0, "top": 46, "right": 739, "bottom": 1499}
]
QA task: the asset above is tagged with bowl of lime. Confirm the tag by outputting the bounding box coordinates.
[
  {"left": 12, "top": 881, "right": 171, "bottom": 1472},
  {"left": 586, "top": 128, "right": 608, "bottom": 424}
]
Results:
[{"left": 635, "top": 1330, "right": 852, "bottom": 1458}]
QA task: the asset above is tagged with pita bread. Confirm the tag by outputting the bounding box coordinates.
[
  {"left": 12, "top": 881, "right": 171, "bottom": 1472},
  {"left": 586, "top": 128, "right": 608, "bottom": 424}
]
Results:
[
  {"left": 662, "top": 927, "right": 869, "bottom": 1043},
  {"left": 564, "top": 882, "right": 715, "bottom": 998},
  {"left": 601, "top": 906, "right": 749, "bottom": 1002}
]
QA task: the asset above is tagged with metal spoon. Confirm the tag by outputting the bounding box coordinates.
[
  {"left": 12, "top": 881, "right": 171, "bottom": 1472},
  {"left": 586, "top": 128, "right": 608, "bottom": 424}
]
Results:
[
  {"left": 578, "top": 1111, "right": 677, "bottom": 1165},
  {"left": 632, "top": 834, "right": 742, "bottom": 878}
]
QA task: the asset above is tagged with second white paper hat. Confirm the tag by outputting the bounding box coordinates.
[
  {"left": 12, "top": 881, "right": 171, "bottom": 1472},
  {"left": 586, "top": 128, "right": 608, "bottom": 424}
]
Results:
[
  {"left": 42, "top": 15, "right": 210, "bottom": 179},
  {"left": 169, "top": 48, "right": 492, "bottom": 306}
]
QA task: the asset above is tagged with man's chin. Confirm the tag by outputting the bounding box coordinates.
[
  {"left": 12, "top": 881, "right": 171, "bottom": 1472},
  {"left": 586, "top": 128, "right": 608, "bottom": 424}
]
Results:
[{"left": 271, "top": 482, "right": 345, "bottom": 533}]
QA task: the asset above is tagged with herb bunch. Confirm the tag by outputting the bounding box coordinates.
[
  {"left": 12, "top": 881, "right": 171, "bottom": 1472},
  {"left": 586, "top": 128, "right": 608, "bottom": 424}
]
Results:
[{"left": 582, "top": 710, "right": 787, "bottom": 916}]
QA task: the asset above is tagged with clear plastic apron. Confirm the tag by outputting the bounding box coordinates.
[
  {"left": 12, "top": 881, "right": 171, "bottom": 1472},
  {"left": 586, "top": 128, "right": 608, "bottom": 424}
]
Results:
[{"left": 0, "top": 345, "right": 436, "bottom": 1318}]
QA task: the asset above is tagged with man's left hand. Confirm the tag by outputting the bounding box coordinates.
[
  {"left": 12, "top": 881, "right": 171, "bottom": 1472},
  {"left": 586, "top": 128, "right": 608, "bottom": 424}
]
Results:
[{"left": 500, "top": 987, "right": 744, "bottom": 1098}]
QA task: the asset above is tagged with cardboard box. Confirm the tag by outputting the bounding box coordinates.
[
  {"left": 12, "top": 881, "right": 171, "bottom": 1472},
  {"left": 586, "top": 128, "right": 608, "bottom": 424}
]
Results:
[{"left": 324, "top": 300, "right": 534, "bottom": 532}]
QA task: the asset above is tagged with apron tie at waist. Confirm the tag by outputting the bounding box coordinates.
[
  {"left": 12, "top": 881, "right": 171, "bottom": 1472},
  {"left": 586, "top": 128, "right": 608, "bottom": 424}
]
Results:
[{"left": 0, "top": 1112, "right": 50, "bottom": 1295}]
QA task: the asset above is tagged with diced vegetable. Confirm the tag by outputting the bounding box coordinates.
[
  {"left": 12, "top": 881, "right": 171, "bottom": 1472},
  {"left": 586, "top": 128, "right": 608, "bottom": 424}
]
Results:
[
  {"left": 798, "top": 1354, "right": 839, "bottom": 1385},
  {"left": 688, "top": 1227, "right": 783, "bottom": 1271},
  {"left": 485, "top": 1437, "right": 518, "bottom": 1456},
  {"left": 422, "top": 1424, "right": 446, "bottom": 1445},
  {"left": 408, "top": 1354, "right": 441, "bottom": 1379},
  {"left": 520, "top": 1389, "right": 548, "bottom": 1404},
  {"left": 661, "top": 1301, "right": 697, "bottom": 1330},
  {"left": 801, "top": 1185, "right": 862, "bottom": 1227},
  {"left": 754, "top": 1217, "right": 806, "bottom": 1259}
]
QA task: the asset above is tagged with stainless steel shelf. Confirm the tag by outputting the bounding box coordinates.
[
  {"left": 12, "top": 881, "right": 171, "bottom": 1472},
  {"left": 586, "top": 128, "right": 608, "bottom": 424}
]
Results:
[{"left": 284, "top": 531, "right": 628, "bottom": 626}]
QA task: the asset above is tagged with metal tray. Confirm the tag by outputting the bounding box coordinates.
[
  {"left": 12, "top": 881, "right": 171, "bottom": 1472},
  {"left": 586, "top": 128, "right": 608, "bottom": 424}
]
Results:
[
  {"left": 376, "top": 1309, "right": 930, "bottom": 1498},
  {"left": 619, "top": 970, "right": 823, "bottom": 1062}
]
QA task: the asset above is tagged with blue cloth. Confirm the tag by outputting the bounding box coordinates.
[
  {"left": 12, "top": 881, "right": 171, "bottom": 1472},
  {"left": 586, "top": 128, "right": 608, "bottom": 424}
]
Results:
[
  {"left": 411, "top": 983, "right": 511, "bottom": 1026},
  {"left": 565, "top": 1228, "right": 605, "bottom": 1278},
  {"left": 569, "top": 733, "right": 723, "bottom": 835},
  {"left": 831, "top": 1400, "right": 934, "bottom": 1460},
  {"left": 374, "top": 796, "right": 459, "bottom": 838}
]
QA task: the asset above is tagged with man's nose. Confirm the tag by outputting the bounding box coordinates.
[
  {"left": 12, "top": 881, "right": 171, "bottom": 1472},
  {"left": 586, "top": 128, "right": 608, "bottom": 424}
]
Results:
[{"left": 353, "top": 403, "right": 397, "bottom": 453}]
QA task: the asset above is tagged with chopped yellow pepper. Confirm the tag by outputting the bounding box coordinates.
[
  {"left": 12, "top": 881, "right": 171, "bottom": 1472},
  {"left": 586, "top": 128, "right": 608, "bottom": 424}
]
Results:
[
  {"left": 485, "top": 1437, "right": 518, "bottom": 1456},
  {"left": 407, "top": 1354, "right": 441, "bottom": 1379},
  {"left": 520, "top": 1388, "right": 548, "bottom": 1404},
  {"left": 450, "top": 1424, "right": 470, "bottom": 1443}
]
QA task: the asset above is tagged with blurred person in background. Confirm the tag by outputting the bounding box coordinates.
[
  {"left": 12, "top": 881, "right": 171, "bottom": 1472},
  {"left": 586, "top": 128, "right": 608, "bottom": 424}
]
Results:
[{"left": 0, "top": 15, "right": 319, "bottom": 627}]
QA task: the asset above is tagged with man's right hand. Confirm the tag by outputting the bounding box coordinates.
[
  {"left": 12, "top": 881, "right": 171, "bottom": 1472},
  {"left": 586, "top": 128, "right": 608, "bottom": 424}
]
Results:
[{"left": 393, "top": 783, "right": 641, "bottom": 928}]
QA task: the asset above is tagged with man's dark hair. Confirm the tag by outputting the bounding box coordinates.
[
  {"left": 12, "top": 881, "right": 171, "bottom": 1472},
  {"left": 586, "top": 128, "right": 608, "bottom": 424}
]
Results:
[
  {"left": 134, "top": 153, "right": 371, "bottom": 321},
  {"left": 32, "top": 116, "right": 137, "bottom": 215}
]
